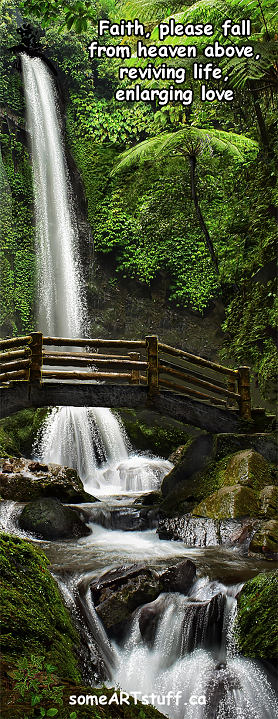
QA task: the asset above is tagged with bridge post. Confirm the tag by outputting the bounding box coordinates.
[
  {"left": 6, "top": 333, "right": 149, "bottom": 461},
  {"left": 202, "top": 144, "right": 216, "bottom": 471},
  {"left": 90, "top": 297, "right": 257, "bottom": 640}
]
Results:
[
  {"left": 30, "top": 332, "right": 43, "bottom": 384},
  {"left": 238, "top": 366, "right": 251, "bottom": 420},
  {"left": 146, "top": 335, "right": 159, "bottom": 398},
  {"left": 129, "top": 352, "right": 140, "bottom": 384}
]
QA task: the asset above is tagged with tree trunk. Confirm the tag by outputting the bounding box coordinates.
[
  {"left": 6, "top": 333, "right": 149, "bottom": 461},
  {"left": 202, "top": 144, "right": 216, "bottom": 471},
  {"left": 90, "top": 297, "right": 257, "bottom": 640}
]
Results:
[{"left": 189, "top": 154, "right": 219, "bottom": 274}]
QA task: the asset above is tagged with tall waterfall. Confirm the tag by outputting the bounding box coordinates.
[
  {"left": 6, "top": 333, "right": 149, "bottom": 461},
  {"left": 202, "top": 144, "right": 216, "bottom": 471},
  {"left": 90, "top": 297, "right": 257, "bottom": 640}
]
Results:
[{"left": 21, "top": 53, "right": 170, "bottom": 493}]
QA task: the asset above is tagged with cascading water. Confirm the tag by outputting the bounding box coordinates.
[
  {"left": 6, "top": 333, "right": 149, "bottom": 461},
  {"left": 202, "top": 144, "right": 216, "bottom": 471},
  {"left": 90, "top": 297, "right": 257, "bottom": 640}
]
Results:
[
  {"left": 112, "top": 578, "right": 278, "bottom": 719},
  {"left": 21, "top": 53, "right": 169, "bottom": 494}
]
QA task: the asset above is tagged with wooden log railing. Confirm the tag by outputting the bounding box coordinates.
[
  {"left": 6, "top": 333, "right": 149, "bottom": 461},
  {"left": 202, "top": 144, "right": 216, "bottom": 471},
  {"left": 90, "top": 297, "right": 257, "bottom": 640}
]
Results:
[{"left": 0, "top": 333, "right": 252, "bottom": 420}]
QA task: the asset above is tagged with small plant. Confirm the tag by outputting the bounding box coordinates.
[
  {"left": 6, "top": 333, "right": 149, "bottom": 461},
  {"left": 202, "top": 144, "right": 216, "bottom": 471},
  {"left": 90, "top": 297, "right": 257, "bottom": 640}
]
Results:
[{"left": 13, "top": 654, "right": 63, "bottom": 718}]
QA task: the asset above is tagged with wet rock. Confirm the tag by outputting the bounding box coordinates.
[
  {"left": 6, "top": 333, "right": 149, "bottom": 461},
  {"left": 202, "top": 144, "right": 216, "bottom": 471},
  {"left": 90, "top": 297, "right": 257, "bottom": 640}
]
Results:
[
  {"left": 259, "top": 486, "right": 278, "bottom": 518},
  {"left": 18, "top": 497, "right": 91, "bottom": 540},
  {"left": 192, "top": 485, "right": 260, "bottom": 520},
  {"left": 158, "top": 515, "right": 220, "bottom": 545},
  {"left": 157, "top": 515, "right": 260, "bottom": 550},
  {"left": 90, "top": 565, "right": 163, "bottom": 638},
  {"left": 138, "top": 595, "right": 166, "bottom": 645},
  {"left": 0, "top": 456, "right": 96, "bottom": 502},
  {"left": 249, "top": 519, "right": 278, "bottom": 559},
  {"left": 161, "top": 559, "right": 196, "bottom": 594},
  {"left": 222, "top": 449, "right": 271, "bottom": 492}
]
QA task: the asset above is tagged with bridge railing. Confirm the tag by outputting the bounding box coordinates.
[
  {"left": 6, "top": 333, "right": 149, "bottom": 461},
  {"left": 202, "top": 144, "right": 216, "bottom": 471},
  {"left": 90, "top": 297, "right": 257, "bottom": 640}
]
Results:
[{"left": 0, "top": 333, "right": 252, "bottom": 420}]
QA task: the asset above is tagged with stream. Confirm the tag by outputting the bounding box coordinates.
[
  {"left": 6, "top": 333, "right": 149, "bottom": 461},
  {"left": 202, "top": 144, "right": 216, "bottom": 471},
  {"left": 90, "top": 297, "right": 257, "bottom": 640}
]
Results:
[{"left": 1, "top": 491, "right": 278, "bottom": 719}]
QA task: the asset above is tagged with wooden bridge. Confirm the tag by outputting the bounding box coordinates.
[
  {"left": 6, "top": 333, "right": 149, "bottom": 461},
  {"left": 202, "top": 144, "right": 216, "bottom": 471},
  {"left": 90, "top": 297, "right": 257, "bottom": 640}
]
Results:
[{"left": 0, "top": 332, "right": 262, "bottom": 434}]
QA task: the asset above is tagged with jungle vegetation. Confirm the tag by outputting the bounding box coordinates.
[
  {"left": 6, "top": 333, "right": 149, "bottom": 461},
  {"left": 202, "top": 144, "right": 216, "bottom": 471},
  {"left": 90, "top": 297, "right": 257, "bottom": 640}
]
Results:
[{"left": 0, "top": 0, "right": 277, "bottom": 396}]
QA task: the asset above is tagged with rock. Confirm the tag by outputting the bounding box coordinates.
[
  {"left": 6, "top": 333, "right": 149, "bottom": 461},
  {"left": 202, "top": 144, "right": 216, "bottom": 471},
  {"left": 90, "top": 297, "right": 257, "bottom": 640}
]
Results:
[
  {"left": 161, "top": 434, "right": 214, "bottom": 497},
  {"left": 214, "top": 432, "right": 277, "bottom": 465},
  {"left": 259, "top": 486, "right": 278, "bottom": 518},
  {"left": 161, "top": 559, "right": 196, "bottom": 594},
  {"left": 0, "top": 456, "right": 96, "bottom": 503},
  {"left": 168, "top": 445, "right": 187, "bottom": 465},
  {"left": 157, "top": 515, "right": 260, "bottom": 553},
  {"left": 249, "top": 519, "right": 278, "bottom": 558},
  {"left": 18, "top": 497, "right": 91, "bottom": 540},
  {"left": 192, "top": 485, "right": 260, "bottom": 519},
  {"left": 235, "top": 570, "right": 278, "bottom": 662},
  {"left": 138, "top": 596, "right": 166, "bottom": 645},
  {"left": 222, "top": 449, "right": 271, "bottom": 492},
  {"left": 90, "top": 565, "right": 163, "bottom": 637}
]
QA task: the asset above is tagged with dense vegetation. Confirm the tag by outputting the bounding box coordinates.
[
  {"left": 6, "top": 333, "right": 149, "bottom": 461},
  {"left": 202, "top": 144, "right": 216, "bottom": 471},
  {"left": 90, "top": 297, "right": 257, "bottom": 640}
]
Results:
[{"left": 0, "top": 0, "right": 277, "bottom": 395}]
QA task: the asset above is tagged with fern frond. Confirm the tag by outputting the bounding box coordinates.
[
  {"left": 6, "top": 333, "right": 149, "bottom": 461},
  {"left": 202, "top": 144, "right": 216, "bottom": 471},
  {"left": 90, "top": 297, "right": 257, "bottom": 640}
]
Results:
[{"left": 112, "top": 127, "right": 259, "bottom": 174}]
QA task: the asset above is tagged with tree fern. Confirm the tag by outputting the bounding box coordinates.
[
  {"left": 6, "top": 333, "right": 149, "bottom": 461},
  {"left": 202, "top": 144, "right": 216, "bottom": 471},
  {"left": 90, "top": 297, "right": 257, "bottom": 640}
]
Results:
[{"left": 112, "top": 127, "right": 259, "bottom": 174}]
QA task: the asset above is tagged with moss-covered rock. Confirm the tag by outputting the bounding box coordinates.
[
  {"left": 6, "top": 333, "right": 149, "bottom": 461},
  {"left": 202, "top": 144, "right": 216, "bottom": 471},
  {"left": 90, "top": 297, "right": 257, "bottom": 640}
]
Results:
[
  {"left": 0, "top": 533, "right": 81, "bottom": 681},
  {"left": 192, "top": 485, "right": 260, "bottom": 519},
  {"left": 222, "top": 450, "right": 271, "bottom": 492},
  {"left": 159, "top": 445, "right": 275, "bottom": 519},
  {"left": 0, "top": 409, "right": 49, "bottom": 458},
  {"left": 259, "top": 486, "right": 278, "bottom": 518},
  {"left": 0, "top": 457, "right": 95, "bottom": 502},
  {"left": 235, "top": 570, "right": 278, "bottom": 661},
  {"left": 249, "top": 519, "right": 278, "bottom": 558}
]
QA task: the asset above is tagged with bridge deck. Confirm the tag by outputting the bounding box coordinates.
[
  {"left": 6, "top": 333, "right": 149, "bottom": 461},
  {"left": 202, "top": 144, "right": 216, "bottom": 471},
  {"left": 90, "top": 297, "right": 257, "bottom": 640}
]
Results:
[
  {"left": 0, "top": 333, "right": 257, "bottom": 432},
  {"left": 0, "top": 381, "right": 245, "bottom": 434}
]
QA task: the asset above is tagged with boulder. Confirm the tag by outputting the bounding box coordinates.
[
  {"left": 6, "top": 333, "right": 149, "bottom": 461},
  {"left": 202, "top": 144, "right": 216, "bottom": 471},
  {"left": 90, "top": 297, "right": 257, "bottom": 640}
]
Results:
[
  {"left": 222, "top": 449, "right": 271, "bottom": 492},
  {"left": 161, "top": 434, "right": 214, "bottom": 497},
  {"left": 249, "top": 519, "right": 278, "bottom": 558},
  {"left": 0, "top": 457, "right": 96, "bottom": 502},
  {"left": 18, "top": 497, "right": 91, "bottom": 540},
  {"left": 259, "top": 486, "right": 278, "bottom": 518},
  {"left": 192, "top": 485, "right": 260, "bottom": 520},
  {"left": 161, "top": 559, "right": 196, "bottom": 594},
  {"left": 90, "top": 565, "right": 163, "bottom": 637}
]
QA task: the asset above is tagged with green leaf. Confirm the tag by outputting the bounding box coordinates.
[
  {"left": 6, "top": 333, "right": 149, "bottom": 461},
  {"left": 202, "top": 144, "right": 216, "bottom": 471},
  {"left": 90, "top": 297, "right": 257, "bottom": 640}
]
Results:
[{"left": 46, "top": 710, "right": 59, "bottom": 717}]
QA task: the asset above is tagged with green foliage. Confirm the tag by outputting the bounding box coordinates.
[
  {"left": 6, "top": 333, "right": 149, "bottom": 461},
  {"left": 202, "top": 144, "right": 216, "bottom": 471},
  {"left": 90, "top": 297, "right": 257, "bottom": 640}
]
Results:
[
  {"left": 235, "top": 570, "right": 278, "bottom": 661},
  {"left": 0, "top": 533, "right": 81, "bottom": 682},
  {"left": 0, "top": 132, "right": 35, "bottom": 335},
  {"left": 13, "top": 654, "right": 63, "bottom": 719},
  {"left": 70, "top": 93, "right": 155, "bottom": 144},
  {"left": 19, "top": 0, "right": 111, "bottom": 32},
  {"left": 222, "top": 279, "right": 278, "bottom": 395}
]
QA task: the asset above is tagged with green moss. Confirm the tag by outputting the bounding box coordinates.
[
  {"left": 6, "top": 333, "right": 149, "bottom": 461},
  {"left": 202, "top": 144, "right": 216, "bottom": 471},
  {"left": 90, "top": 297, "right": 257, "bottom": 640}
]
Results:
[
  {"left": 235, "top": 570, "right": 278, "bottom": 661},
  {"left": 0, "top": 533, "right": 81, "bottom": 681},
  {"left": 192, "top": 485, "right": 260, "bottom": 519},
  {"left": 0, "top": 408, "right": 49, "bottom": 457},
  {"left": 116, "top": 408, "right": 191, "bottom": 458}
]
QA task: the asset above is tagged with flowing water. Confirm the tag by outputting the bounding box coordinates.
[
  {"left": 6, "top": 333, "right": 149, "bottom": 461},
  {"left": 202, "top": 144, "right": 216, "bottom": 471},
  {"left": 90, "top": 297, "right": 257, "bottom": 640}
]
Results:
[{"left": 16, "top": 53, "right": 278, "bottom": 719}]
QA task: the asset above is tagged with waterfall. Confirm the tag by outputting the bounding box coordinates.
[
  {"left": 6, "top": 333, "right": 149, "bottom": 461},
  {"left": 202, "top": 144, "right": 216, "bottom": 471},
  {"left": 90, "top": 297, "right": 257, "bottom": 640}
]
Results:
[
  {"left": 113, "top": 578, "right": 278, "bottom": 719},
  {"left": 21, "top": 53, "right": 169, "bottom": 493}
]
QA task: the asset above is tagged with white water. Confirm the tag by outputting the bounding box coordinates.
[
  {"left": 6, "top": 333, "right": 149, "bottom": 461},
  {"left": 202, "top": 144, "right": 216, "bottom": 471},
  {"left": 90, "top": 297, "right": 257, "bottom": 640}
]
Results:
[
  {"left": 22, "top": 53, "right": 169, "bottom": 494},
  {"left": 113, "top": 580, "right": 278, "bottom": 719}
]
